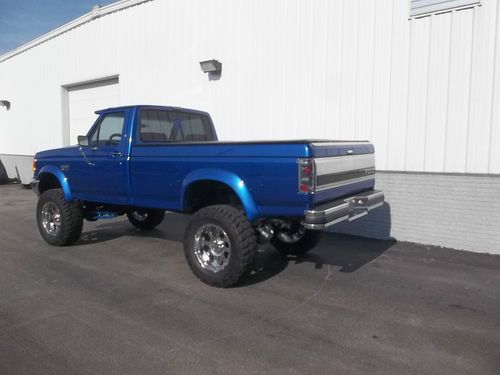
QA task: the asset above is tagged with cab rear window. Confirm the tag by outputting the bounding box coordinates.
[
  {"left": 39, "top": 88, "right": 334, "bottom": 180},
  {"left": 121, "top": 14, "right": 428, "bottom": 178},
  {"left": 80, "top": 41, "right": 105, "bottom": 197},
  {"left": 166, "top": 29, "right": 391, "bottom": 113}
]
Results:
[{"left": 139, "top": 110, "right": 215, "bottom": 142}]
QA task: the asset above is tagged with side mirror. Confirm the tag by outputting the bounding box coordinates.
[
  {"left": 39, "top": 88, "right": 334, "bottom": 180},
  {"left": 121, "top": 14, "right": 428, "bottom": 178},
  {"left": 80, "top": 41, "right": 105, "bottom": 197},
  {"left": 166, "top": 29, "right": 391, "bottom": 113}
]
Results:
[{"left": 77, "top": 135, "right": 89, "bottom": 146}]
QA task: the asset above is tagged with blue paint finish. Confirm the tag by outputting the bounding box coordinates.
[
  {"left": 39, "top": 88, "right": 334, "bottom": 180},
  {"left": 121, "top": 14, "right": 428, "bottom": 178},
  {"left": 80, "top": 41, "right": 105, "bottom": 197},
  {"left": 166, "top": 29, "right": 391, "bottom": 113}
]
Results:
[
  {"left": 133, "top": 141, "right": 311, "bottom": 158},
  {"left": 33, "top": 105, "right": 379, "bottom": 223},
  {"left": 129, "top": 148, "right": 307, "bottom": 219},
  {"left": 37, "top": 165, "right": 73, "bottom": 201},
  {"left": 86, "top": 108, "right": 132, "bottom": 204},
  {"left": 182, "top": 169, "right": 260, "bottom": 220}
]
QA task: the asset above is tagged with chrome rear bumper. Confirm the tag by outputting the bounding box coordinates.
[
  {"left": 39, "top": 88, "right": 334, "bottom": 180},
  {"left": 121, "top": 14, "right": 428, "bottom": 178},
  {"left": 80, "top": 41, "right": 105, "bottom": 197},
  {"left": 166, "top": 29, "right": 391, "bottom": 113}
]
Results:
[{"left": 304, "top": 189, "right": 384, "bottom": 230}]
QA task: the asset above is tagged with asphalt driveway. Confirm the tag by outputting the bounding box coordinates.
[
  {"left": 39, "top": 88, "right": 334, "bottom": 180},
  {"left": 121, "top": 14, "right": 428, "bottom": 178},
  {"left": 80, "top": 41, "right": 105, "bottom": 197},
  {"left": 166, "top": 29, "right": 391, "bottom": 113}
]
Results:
[{"left": 0, "top": 184, "right": 499, "bottom": 374}]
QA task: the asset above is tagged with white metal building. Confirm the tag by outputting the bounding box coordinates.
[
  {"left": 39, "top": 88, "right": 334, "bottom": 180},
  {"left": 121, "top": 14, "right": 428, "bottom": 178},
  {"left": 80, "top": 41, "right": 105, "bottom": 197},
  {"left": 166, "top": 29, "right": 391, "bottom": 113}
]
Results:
[{"left": 0, "top": 0, "right": 499, "bottom": 253}]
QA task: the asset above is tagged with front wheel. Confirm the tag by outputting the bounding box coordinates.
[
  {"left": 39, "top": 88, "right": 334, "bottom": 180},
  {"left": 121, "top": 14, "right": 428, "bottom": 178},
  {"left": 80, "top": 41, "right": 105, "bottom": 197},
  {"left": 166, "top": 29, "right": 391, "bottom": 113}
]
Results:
[
  {"left": 126, "top": 209, "right": 165, "bottom": 230},
  {"left": 270, "top": 222, "right": 323, "bottom": 256},
  {"left": 36, "top": 189, "right": 83, "bottom": 246},
  {"left": 184, "top": 205, "right": 257, "bottom": 288}
]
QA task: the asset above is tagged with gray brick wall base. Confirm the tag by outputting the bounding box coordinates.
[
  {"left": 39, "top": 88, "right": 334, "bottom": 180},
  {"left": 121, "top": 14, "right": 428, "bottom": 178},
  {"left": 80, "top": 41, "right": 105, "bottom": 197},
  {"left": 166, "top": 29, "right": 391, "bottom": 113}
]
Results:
[{"left": 331, "top": 171, "right": 500, "bottom": 255}]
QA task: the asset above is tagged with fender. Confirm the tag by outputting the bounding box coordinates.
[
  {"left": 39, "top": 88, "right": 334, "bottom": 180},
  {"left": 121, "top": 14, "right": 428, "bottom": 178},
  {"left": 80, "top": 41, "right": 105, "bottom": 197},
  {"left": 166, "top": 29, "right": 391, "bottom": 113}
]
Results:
[
  {"left": 38, "top": 165, "right": 73, "bottom": 201},
  {"left": 181, "top": 168, "right": 260, "bottom": 221}
]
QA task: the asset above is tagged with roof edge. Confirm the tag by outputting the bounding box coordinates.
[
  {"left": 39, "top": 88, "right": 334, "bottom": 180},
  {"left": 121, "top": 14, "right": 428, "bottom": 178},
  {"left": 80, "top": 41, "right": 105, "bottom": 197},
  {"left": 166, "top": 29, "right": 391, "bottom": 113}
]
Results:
[{"left": 0, "top": 0, "right": 152, "bottom": 63}]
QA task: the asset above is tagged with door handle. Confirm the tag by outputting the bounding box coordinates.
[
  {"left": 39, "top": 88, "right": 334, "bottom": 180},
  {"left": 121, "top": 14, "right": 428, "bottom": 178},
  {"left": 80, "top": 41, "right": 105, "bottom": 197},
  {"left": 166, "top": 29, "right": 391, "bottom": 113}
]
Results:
[{"left": 111, "top": 151, "right": 122, "bottom": 157}]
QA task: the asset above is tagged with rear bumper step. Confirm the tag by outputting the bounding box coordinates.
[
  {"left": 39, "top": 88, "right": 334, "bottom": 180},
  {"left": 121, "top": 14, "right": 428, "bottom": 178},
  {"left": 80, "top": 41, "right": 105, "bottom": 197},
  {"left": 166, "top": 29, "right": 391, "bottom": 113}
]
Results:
[{"left": 304, "top": 189, "right": 384, "bottom": 230}]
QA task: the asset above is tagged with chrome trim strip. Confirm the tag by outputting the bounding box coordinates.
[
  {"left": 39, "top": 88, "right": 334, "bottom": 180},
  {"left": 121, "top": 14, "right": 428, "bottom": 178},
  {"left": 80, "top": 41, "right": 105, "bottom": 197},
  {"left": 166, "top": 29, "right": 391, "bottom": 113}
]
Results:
[
  {"left": 348, "top": 211, "right": 368, "bottom": 221},
  {"left": 367, "top": 191, "right": 385, "bottom": 202},
  {"left": 311, "top": 142, "right": 370, "bottom": 147},
  {"left": 315, "top": 154, "right": 375, "bottom": 176},
  {"left": 304, "top": 216, "right": 350, "bottom": 230},
  {"left": 305, "top": 202, "right": 348, "bottom": 216},
  {"left": 317, "top": 168, "right": 375, "bottom": 186},
  {"left": 368, "top": 201, "right": 384, "bottom": 211},
  {"left": 315, "top": 175, "right": 375, "bottom": 192}
]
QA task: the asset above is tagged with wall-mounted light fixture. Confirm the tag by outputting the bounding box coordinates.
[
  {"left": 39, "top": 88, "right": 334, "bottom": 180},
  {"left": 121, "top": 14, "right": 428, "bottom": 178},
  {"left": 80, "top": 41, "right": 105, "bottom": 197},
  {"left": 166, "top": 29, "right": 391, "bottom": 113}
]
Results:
[
  {"left": 200, "top": 59, "right": 222, "bottom": 74},
  {"left": 0, "top": 100, "right": 10, "bottom": 110},
  {"left": 200, "top": 59, "right": 222, "bottom": 81}
]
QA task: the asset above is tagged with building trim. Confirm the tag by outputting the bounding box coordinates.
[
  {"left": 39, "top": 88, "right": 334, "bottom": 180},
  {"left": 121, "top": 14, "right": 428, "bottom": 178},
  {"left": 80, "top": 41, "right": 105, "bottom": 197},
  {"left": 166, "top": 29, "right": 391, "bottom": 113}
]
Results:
[
  {"left": 409, "top": 0, "right": 480, "bottom": 18},
  {"left": 62, "top": 75, "right": 120, "bottom": 89},
  {"left": 0, "top": 0, "right": 152, "bottom": 63}
]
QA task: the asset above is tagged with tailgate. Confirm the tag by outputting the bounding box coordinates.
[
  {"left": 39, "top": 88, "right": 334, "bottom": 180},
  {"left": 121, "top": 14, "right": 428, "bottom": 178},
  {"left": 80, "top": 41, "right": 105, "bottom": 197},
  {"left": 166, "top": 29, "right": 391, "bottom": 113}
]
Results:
[{"left": 309, "top": 141, "right": 376, "bottom": 199}]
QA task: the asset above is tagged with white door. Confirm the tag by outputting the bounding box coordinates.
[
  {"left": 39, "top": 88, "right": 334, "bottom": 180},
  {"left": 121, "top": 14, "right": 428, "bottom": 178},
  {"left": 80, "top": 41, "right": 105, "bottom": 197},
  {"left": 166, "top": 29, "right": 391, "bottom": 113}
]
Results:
[{"left": 68, "top": 78, "right": 120, "bottom": 144}]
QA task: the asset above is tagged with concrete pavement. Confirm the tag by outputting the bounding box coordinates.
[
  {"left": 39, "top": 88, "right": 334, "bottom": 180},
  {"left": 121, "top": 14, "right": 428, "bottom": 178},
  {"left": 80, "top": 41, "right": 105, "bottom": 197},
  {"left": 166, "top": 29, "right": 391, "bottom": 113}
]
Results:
[{"left": 1, "top": 184, "right": 499, "bottom": 374}]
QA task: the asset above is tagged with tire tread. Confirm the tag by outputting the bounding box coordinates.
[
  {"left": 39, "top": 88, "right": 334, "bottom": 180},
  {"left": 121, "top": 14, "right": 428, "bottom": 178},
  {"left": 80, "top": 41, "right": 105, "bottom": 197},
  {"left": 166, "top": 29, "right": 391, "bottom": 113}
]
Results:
[
  {"left": 184, "top": 205, "right": 256, "bottom": 287},
  {"left": 37, "top": 189, "right": 83, "bottom": 246}
]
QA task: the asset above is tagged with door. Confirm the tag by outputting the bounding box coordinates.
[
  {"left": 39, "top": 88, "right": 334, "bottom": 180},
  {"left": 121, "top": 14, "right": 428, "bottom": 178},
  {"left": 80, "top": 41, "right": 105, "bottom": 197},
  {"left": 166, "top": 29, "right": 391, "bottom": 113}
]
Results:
[
  {"left": 68, "top": 78, "right": 120, "bottom": 145},
  {"left": 82, "top": 111, "right": 129, "bottom": 204}
]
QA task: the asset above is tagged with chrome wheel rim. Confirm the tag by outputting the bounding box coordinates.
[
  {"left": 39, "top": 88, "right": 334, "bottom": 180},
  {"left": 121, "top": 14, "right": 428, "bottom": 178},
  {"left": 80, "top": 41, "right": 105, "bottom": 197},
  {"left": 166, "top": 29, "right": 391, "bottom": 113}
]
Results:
[
  {"left": 131, "top": 211, "right": 148, "bottom": 221},
  {"left": 41, "top": 202, "right": 61, "bottom": 236},
  {"left": 193, "top": 224, "right": 231, "bottom": 273}
]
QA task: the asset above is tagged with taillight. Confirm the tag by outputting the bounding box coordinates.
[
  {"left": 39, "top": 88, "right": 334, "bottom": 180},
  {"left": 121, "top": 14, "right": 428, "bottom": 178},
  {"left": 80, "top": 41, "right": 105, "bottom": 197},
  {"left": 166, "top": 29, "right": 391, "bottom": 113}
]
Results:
[
  {"left": 298, "top": 158, "right": 315, "bottom": 193},
  {"left": 32, "top": 159, "right": 37, "bottom": 174}
]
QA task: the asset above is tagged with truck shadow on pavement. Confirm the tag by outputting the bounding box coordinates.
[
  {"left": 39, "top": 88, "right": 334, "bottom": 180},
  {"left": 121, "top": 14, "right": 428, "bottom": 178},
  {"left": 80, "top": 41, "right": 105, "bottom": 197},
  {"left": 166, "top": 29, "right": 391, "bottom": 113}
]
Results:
[
  {"left": 77, "top": 212, "right": 189, "bottom": 244},
  {"left": 240, "top": 235, "right": 396, "bottom": 287},
  {"left": 76, "top": 212, "right": 396, "bottom": 286}
]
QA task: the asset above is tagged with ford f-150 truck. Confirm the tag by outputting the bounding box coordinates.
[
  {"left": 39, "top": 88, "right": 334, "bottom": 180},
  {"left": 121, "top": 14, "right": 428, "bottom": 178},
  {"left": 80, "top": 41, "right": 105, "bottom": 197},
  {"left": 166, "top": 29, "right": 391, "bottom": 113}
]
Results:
[{"left": 31, "top": 105, "right": 384, "bottom": 287}]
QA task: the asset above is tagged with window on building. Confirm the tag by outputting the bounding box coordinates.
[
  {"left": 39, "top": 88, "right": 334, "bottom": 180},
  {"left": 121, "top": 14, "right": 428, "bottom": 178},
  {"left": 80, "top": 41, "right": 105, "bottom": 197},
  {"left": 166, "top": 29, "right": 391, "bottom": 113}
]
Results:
[
  {"left": 410, "top": 0, "right": 480, "bottom": 17},
  {"left": 139, "top": 110, "right": 214, "bottom": 142}
]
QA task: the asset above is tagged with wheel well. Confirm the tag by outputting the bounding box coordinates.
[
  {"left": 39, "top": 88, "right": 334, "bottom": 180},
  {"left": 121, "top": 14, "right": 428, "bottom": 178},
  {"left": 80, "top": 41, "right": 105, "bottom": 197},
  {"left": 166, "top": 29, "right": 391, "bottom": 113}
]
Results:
[
  {"left": 184, "top": 180, "right": 243, "bottom": 214},
  {"left": 38, "top": 173, "right": 61, "bottom": 195}
]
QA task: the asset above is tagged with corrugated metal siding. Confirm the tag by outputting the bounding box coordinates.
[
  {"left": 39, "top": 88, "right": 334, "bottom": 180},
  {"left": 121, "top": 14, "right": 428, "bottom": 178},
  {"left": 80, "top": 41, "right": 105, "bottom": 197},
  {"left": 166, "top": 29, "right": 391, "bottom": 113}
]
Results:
[
  {"left": 410, "top": 0, "right": 480, "bottom": 17},
  {"left": 0, "top": 0, "right": 499, "bottom": 174}
]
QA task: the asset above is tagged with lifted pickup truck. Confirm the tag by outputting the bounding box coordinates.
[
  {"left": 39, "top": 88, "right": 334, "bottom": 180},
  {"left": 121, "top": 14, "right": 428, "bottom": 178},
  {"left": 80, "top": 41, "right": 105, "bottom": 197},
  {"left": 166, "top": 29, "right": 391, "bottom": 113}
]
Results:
[{"left": 32, "top": 105, "right": 384, "bottom": 287}]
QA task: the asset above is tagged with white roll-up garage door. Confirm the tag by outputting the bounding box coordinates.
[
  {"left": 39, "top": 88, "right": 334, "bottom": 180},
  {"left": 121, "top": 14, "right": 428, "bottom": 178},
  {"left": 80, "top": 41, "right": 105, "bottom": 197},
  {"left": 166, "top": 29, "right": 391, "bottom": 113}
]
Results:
[{"left": 68, "top": 77, "right": 120, "bottom": 144}]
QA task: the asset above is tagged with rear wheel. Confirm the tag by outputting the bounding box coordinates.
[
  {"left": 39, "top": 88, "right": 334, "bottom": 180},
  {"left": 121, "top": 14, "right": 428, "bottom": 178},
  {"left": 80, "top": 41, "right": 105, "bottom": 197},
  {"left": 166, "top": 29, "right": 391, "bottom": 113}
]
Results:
[
  {"left": 270, "top": 222, "right": 322, "bottom": 256},
  {"left": 127, "top": 209, "right": 165, "bottom": 230},
  {"left": 184, "top": 205, "right": 257, "bottom": 287},
  {"left": 36, "top": 189, "right": 83, "bottom": 246}
]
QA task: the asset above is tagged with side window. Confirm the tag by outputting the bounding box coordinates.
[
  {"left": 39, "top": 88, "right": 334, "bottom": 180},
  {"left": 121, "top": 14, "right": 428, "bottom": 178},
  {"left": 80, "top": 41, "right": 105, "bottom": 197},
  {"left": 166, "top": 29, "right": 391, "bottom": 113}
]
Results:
[
  {"left": 140, "top": 110, "right": 173, "bottom": 142},
  {"left": 139, "top": 109, "right": 214, "bottom": 143},
  {"left": 90, "top": 112, "right": 125, "bottom": 147},
  {"left": 181, "top": 117, "right": 210, "bottom": 141}
]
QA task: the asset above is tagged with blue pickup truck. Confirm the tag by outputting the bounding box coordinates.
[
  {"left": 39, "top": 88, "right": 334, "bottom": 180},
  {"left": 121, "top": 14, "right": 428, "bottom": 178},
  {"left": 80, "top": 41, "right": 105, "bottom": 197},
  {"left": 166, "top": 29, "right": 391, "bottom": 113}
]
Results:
[{"left": 32, "top": 105, "right": 384, "bottom": 287}]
